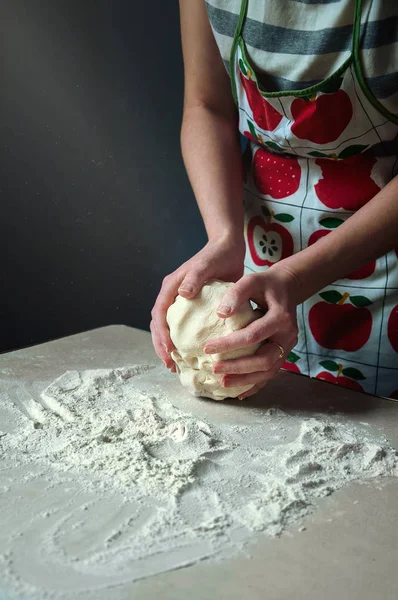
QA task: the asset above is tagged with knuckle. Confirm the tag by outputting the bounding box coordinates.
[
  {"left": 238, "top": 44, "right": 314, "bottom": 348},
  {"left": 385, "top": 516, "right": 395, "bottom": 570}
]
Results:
[
  {"left": 246, "top": 329, "right": 262, "bottom": 346},
  {"left": 237, "top": 276, "right": 255, "bottom": 298},
  {"left": 184, "top": 270, "right": 206, "bottom": 288},
  {"left": 161, "top": 274, "right": 173, "bottom": 288},
  {"left": 243, "top": 273, "right": 257, "bottom": 287},
  {"left": 195, "top": 267, "right": 210, "bottom": 281},
  {"left": 280, "top": 310, "right": 292, "bottom": 325},
  {"left": 195, "top": 259, "right": 210, "bottom": 274},
  {"left": 224, "top": 290, "right": 238, "bottom": 307},
  {"left": 262, "top": 356, "right": 274, "bottom": 371},
  {"left": 274, "top": 309, "right": 293, "bottom": 328}
]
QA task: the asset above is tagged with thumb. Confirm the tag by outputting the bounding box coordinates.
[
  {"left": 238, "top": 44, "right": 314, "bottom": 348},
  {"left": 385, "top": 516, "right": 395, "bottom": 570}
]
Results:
[
  {"left": 216, "top": 276, "right": 255, "bottom": 317},
  {"left": 178, "top": 268, "right": 209, "bottom": 299}
]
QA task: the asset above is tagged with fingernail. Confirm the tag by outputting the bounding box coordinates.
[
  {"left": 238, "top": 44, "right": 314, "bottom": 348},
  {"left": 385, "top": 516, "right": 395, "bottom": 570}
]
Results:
[
  {"left": 205, "top": 345, "right": 216, "bottom": 354},
  {"left": 222, "top": 376, "right": 229, "bottom": 387},
  {"left": 218, "top": 304, "right": 231, "bottom": 315},
  {"left": 213, "top": 364, "right": 223, "bottom": 374},
  {"left": 179, "top": 284, "right": 193, "bottom": 294}
]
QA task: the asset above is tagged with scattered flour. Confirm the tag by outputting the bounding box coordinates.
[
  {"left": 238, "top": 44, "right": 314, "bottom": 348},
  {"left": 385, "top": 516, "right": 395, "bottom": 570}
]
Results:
[
  {"left": 1, "top": 365, "right": 398, "bottom": 598},
  {"left": 13, "top": 366, "right": 221, "bottom": 499}
]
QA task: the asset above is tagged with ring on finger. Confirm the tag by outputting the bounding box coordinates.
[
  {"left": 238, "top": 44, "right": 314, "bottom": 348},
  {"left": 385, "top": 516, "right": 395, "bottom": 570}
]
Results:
[{"left": 267, "top": 340, "right": 285, "bottom": 360}]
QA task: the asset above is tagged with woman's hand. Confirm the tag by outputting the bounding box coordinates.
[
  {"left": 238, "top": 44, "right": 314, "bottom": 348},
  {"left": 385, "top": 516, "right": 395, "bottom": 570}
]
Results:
[
  {"left": 150, "top": 235, "right": 246, "bottom": 371},
  {"left": 205, "top": 266, "right": 301, "bottom": 399}
]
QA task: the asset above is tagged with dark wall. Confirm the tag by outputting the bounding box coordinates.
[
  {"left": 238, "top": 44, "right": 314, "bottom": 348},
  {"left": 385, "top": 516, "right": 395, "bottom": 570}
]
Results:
[{"left": 1, "top": 0, "right": 206, "bottom": 352}]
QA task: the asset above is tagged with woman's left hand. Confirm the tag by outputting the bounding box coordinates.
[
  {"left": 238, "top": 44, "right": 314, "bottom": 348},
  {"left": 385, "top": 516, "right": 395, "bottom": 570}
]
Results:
[{"left": 204, "top": 266, "right": 301, "bottom": 400}]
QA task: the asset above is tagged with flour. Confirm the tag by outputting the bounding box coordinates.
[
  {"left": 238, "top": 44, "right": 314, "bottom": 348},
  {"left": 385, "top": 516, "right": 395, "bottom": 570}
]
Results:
[
  {"left": 1, "top": 365, "right": 398, "bottom": 599},
  {"left": 237, "top": 418, "right": 398, "bottom": 535},
  {"left": 6, "top": 366, "right": 225, "bottom": 499}
]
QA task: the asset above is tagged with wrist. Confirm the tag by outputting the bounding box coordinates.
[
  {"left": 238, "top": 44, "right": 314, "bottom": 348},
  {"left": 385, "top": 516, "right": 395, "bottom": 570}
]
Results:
[
  {"left": 204, "top": 207, "right": 244, "bottom": 252},
  {"left": 276, "top": 243, "right": 340, "bottom": 304},
  {"left": 208, "top": 228, "right": 245, "bottom": 254},
  {"left": 271, "top": 261, "right": 304, "bottom": 305}
]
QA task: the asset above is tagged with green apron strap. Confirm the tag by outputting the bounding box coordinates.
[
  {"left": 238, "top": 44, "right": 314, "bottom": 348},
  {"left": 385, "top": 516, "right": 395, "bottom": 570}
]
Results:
[
  {"left": 229, "top": 0, "right": 249, "bottom": 105},
  {"left": 353, "top": 0, "right": 398, "bottom": 124}
]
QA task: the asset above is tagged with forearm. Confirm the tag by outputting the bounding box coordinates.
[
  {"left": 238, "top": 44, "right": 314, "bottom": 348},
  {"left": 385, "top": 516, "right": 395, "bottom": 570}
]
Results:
[
  {"left": 181, "top": 105, "right": 244, "bottom": 246},
  {"left": 281, "top": 176, "right": 398, "bottom": 303}
]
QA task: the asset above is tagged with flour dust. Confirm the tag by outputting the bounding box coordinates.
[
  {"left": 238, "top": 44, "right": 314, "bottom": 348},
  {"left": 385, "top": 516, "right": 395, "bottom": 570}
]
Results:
[{"left": 1, "top": 365, "right": 398, "bottom": 599}]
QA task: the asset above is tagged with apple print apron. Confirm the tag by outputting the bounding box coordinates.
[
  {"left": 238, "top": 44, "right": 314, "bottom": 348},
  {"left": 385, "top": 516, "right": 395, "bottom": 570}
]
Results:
[{"left": 230, "top": 0, "right": 398, "bottom": 398}]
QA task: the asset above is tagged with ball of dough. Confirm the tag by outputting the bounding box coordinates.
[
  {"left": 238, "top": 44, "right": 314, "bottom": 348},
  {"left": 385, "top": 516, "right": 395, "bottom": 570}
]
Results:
[{"left": 166, "top": 279, "right": 261, "bottom": 401}]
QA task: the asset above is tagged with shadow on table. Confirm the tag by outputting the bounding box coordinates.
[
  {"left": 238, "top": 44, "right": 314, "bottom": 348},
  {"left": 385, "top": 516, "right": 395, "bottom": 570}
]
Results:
[{"left": 220, "top": 371, "right": 381, "bottom": 416}]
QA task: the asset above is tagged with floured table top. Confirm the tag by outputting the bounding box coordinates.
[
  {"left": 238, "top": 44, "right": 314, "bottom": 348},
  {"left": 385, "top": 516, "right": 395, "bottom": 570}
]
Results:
[{"left": 0, "top": 325, "right": 397, "bottom": 600}]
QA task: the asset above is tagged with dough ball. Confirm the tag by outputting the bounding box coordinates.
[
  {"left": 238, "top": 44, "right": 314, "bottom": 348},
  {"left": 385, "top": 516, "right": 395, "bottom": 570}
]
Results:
[{"left": 166, "top": 279, "right": 261, "bottom": 401}]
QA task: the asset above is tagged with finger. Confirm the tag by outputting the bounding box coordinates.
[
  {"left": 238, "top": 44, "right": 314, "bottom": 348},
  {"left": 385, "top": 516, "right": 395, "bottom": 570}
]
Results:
[
  {"left": 205, "top": 312, "right": 278, "bottom": 354},
  {"left": 152, "top": 276, "right": 179, "bottom": 327},
  {"left": 151, "top": 277, "right": 179, "bottom": 369},
  {"left": 222, "top": 357, "right": 285, "bottom": 389},
  {"left": 150, "top": 315, "right": 175, "bottom": 361},
  {"left": 213, "top": 342, "right": 284, "bottom": 375},
  {"left": 222, "top": 371, "right": 268, "bottom": 388},
  {"left": 216, "top": 274, "right": 260, "bottom": 317},
  {"left": 150, "top": 314, "right": 175, "bottom": 360},
  {"left": 150, "top": 320, "right": 175, "bottom": 370},
  {"left": 238, "top": 382, "right": 266, "bottom": 401},
  {"left": 178, "top": 266, "right": 209, "bottom": 299}
]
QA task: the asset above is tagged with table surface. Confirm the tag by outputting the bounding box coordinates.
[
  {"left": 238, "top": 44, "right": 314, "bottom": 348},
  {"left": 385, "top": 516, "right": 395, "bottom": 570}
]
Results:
[{"left": 1, "top": 325, "right": 397, "bottom": 600}]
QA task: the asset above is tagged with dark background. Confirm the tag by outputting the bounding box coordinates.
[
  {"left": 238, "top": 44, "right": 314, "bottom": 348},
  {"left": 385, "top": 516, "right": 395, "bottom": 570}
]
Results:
[{"left": 0, "top": 0, "right": 206, "bottom": 352}]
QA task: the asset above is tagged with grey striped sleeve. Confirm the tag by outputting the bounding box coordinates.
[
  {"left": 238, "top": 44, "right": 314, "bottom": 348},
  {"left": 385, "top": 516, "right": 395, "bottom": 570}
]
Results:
[{"left": 207, "top": 3, "right": 398, "bottom": 55}]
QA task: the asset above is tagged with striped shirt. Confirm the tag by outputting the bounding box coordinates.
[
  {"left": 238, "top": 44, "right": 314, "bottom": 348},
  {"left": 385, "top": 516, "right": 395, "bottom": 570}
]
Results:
[{"left": 206, "top": 0, "right": 398, "bottom": 116}]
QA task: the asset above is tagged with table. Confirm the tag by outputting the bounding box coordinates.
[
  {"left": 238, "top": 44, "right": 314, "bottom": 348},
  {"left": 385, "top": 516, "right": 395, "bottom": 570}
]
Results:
[{"left": 0, "top": 326, "right": 397, "bottom": 599}]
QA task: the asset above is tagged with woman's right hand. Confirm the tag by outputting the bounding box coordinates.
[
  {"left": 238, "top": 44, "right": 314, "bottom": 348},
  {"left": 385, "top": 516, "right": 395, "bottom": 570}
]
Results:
[{"left": 150, "top": 235, "right": 246, "bottom": 370}]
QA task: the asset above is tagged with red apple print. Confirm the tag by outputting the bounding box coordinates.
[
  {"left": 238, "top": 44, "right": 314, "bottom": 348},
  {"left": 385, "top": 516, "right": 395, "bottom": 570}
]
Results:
[
  {"left": 347, "top": 262, "right": 375, "bottom": 280},
  {"left": 315, "top": 153, "right": 380, "bottom": 211},
  {"left": 308, "top": 218, "right": 376, "bottom": 280},
  {"left": 291, "top": 90, "right": 352, "bottom": 144},
  {"left": 247, "top": 209, "right": 294, "bottom": 267},
  {"left": 317, "top": 371, "right": 364, "bottom": 392},
  {"left": 387, "top": 305, "right": 398, "bottom": 353},
  {"left": 316, "top": 372, "right": 364, "bottom": 392},
  {"left": 309, "top": 290, "right": 372, "bottom": 351},
  {"left": 315, "top": 360, "right": 365, "bottom": 392},
  {"left": 282, "top": 351, "right": 301, "bottom": 373},
  {"left": 284, "top": 362, "right": 300, "bottom": 374},
  {"left": 240, "top": 72, "right": 283, "bottom": 131},
  {"left": 253, "top": 149, "right": 301, "bottom": 199}
]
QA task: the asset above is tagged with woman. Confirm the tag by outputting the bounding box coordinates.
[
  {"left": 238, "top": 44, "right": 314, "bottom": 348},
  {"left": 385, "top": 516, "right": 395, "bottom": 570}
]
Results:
[{"left": 151, "top": 0, "right": 398, "bottom": 399}]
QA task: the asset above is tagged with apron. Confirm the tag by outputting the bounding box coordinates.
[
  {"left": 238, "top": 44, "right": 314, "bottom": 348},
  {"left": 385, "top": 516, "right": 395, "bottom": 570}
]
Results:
[{"left": 230, "top": 0, "right": 398, "bottom": 398}]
